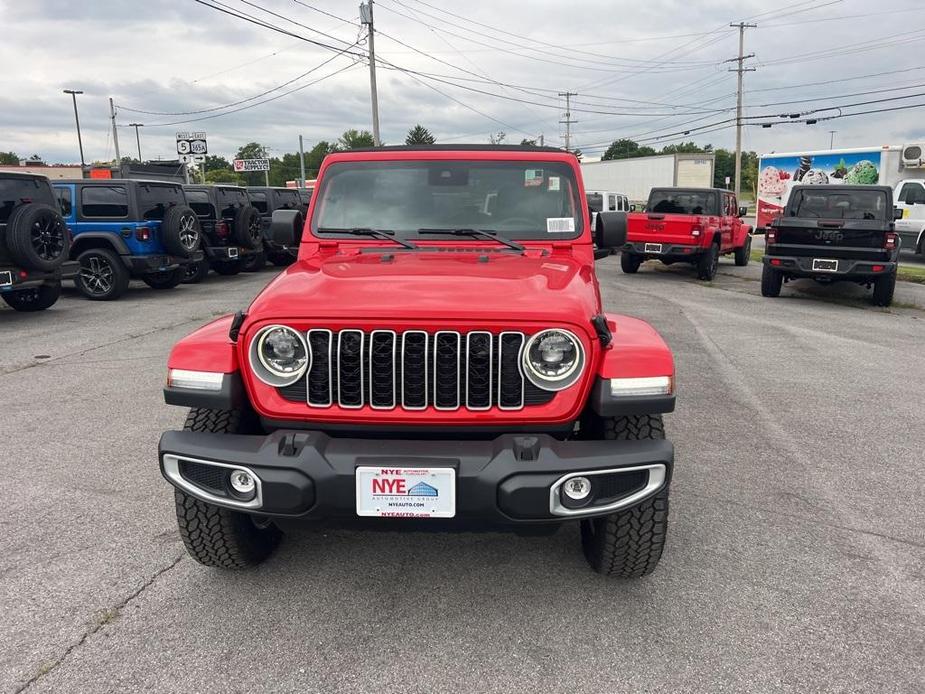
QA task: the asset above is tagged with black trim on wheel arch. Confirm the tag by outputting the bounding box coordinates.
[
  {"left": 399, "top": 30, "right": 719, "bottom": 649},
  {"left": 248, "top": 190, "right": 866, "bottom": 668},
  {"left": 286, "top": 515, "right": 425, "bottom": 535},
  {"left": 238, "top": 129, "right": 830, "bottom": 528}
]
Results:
[
  {"left": 164, "top": 372, "right": 245, "bottom": 410},
  {"left": 590, "top": 378, "right": 675, "bottom": 416}
]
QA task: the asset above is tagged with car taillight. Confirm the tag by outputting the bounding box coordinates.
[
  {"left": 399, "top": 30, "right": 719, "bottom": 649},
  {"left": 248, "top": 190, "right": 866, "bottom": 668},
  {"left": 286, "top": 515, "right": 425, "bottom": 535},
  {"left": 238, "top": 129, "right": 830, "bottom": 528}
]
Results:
[
  {"left": 217, "top": 221, "right": 230, "bottom": 238},
  {"left": 766, "top": 228, "right": 777, "bottom": 245},
  {"left": 135, "top": 226, "right": 151, "bottom": 242},
  {"left": 691, "top": 225, "right": 702, "bottom": 238},
  {"left": 884, "top": 232, "right": 897, "bottom": 250}
]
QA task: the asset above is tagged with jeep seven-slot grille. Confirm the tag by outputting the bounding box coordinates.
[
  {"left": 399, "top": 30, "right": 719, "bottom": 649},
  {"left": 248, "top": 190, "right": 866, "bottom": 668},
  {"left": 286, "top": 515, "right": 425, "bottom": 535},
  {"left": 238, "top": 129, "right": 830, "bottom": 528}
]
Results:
[{"left": 278, "top": 329, "right": 556, "bottom": 411}]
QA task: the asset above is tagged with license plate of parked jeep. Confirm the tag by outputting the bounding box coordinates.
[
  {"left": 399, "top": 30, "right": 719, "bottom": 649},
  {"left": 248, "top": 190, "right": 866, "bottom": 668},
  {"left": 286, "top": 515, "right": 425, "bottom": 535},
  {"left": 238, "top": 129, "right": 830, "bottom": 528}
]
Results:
[
  {"left": 356, "top": 466, "right": 456, "bottom": 518},
  {"left": 812, "top": 258, "right": 838, "bottom": 272},
  {"left": 0, "top": 271, "right": 12, "bottom": 287},
  {"left": 644, "top": 243, "right": 663, "bottom": 254}
]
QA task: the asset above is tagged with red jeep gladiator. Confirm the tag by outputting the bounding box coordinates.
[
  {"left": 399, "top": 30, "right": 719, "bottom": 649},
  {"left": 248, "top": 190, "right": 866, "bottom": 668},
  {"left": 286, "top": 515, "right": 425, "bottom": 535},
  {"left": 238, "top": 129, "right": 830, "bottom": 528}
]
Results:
[
  {"left": 621, "top": 187, "right": 752, "bottom": 280},
  {"left": 158, "top": 146, "right": 676, "bottom": 578}
]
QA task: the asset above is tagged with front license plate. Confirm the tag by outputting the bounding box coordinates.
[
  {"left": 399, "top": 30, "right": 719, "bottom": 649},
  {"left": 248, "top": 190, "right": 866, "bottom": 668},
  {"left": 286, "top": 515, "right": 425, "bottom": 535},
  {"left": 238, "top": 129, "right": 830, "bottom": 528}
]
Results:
[
  {"left": 0, "top": 271, "right": 12, "bottom": 287},
  {"left": 356, "top": 466, "right": 456, "bottom": 518},
  {"left": 812, "top": 258, "right": 838, "bottom": 272},
  {"left": 644, "top": 243, "right": 663, "bottom": 254}
]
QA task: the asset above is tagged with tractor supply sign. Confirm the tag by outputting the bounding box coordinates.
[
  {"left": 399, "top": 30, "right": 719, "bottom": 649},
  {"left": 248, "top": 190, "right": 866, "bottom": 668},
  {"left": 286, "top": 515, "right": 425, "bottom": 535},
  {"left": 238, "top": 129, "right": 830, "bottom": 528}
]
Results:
[
  {"left": 176, "top": 131, "right": 207, "bottom": 156},
  {"left": 233, "top": 158, "right": 271, "bottom": 172}
]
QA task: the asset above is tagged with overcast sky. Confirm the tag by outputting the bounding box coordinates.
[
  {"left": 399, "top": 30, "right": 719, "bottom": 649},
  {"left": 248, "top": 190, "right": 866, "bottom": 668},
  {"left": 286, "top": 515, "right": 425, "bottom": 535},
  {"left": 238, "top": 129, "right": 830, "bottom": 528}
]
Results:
[{"left": 1, "top": 0, "right": 922, "bottom": 164}]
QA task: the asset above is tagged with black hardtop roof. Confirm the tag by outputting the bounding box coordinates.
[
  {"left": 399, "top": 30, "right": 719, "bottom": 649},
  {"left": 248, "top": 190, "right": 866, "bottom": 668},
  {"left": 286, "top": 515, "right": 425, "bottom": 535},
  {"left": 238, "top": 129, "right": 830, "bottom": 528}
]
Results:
[
  {"left": 55, "top": 178, "right": 184, "bottom": 187},
  {"left": 649, "top": 187, "right": 729, "bottom": 194},
  {"left": 184, "top": 183, "right": 246, "bottom": 191},
  {"left": 344, "top": 144, "right": 568, "bottom": 153},
  {"left": 0, "top": 170, "right": 51, "bottom": 180},
  {"left": 246, "top": 186, "right": 301, "bottom": 191},
  {"left": 789, "top": 184, "right": 893, "bottom": 194}
]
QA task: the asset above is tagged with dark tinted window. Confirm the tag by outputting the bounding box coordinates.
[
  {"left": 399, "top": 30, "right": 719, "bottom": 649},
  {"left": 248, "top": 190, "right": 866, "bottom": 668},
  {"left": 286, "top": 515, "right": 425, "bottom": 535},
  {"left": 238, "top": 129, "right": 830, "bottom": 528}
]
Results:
[
  {"left": 898, "top": 182, "right": 925, "bottom": 204},
  {"left": 56, "top": 187, "right": 72, "bottom": 216},
  {"left": 647, "top": 190, "right": 717, "bottom": 215},
  {"left": 586, "top": 192, "right": 603, "bottom": 212},
  {"left": 249, "top": 191, "right": 268, "bottom": 213},
  {"left": 185, "top": 190, "right": 214, "bottom": 218},
  {"left": 216, "top": 188, "right": 248, "bottom": 217},
  {"left": 80, "top": 185, "right": 128, "bottom": 218},
  {"left": 0, "top": 177, "right": 54, "bottom": 222},
  {"left": 789, "top": 189, "right": 888, "bottom": 220},
  {"left": 607, "top": 194, "right": 617, "bottom": 211},
  {"left": 138, "top": 183, "right": 184, "bottom": 220},
  {"left": 274, "top": 189, "right": 301, "bottom": 209}
]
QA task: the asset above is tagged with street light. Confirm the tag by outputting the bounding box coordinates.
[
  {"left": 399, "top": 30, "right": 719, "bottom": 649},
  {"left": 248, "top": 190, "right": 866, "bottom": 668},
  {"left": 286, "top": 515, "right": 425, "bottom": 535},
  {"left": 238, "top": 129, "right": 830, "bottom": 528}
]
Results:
[
  {"left": 128, "top": 123, "right": 144, "bottom": 161},
  {"left": 62, "top": 89, "right": 85, "bottom": 169}
]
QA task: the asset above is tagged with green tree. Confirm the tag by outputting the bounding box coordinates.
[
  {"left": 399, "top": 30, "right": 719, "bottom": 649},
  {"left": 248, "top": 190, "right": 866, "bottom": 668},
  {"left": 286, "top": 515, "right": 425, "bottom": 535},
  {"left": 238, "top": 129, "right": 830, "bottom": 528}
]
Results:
[
  {"left": 488, "top": 130, "right": 506, "bottom": 145},
  {"left": 0, "top": 151, "right": 20, "bottom": 165},
  {"left": 659, "top": 141, "right": 712, "bottom": 155},
  {"left": 305, "top": 141, "right": 337, "bottom": 177},
  {"left": 204, "top": 154, "right": 231, "bottom": 170},
  {"left": 205, "top": 168, "right": 245, "bottom": 185},
  {"left": 338, "top": 129, "right": 375, "bottom": 149},
  {"left": 602, "top": 139, "right": 656, "bottom": 160},
  {"left": 520, "top": 138, "right": 537, "bottom": 146},
  {"left": 406, "top": 124, "right": 436, "bottom": 145}
]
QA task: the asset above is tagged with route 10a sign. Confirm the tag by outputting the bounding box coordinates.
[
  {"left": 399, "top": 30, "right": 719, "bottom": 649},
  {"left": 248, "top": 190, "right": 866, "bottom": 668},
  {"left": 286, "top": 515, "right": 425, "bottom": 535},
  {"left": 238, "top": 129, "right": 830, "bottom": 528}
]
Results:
[
  {"left": 176, "top": 131, "right": 208, "bottom": 156},
  {"left": 233, "top": 158, "right": 270, "bottom": 172}
]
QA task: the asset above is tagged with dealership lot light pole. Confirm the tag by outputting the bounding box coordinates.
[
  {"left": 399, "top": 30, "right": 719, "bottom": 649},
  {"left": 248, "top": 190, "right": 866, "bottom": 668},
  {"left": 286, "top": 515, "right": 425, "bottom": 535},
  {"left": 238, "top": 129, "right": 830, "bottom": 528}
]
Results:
[
  {"left": 63, "top": 89, "right": 85, "bottom": 169},
  {"left": 128, "top": 123, "right": 144, "bottom": 161}
]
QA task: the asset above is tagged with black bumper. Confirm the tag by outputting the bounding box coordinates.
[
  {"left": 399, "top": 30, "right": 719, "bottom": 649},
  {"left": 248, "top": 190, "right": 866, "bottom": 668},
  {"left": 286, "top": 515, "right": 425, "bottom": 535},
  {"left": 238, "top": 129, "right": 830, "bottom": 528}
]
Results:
[
  {"left": 763, "top": 254, "right": 896, "bottom": 278},
  {"left": 125, "top": 251, "right": 204, "bottom": 275},
  {"left": 158, "top": 429, "right": 673, "bottom": 524},
  {"left": 0, "top": 261, "right": 78, "bottom": 290},
  {"left": 203, "top": 245, "right": 257, "bottom": 261},
  {"left": 624, "top": 242, "right": 703, "bottom": 258}
]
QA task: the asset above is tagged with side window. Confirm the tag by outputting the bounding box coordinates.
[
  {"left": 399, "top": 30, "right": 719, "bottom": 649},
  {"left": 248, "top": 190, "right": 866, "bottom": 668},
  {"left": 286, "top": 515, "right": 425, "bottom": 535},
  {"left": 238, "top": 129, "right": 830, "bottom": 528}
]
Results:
[
  {"left": 56, "top": 187, "right": 72, "bottom": 216},
  {"left": 899, "top": 182, "right": 925, "bottom": 204},
  {"left": 607, "top": 194, "right": 617, "bottom": 211},
  {"left": 185, "top": 190, "right": 214, "bottom": 218},
  {"left": 250, "top": 192, "right": 268, "bottom": 214},
  {"left": 80, "top": 186, "right": 128, "bottom": 218}
]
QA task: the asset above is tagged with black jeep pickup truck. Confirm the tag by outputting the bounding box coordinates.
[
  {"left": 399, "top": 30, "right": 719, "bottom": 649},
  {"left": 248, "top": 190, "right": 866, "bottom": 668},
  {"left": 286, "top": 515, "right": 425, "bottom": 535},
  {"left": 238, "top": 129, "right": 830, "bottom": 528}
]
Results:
[{"left": 762, "top": 185, "right": 901, "bottom": 307}]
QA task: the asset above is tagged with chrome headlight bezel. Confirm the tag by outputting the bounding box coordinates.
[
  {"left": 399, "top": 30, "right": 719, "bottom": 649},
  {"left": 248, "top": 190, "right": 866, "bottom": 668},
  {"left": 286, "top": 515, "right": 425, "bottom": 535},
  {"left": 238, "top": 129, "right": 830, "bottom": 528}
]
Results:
[
  {"left": 248, "top": 325, "right": 310, "bottom": 387},
  {"left": 522, "top": 329, "right": 585, "bottom": 392}
]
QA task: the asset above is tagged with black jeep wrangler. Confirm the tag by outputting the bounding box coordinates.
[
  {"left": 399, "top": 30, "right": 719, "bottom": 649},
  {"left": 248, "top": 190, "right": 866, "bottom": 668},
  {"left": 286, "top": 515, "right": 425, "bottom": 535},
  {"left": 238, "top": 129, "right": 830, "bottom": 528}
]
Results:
[
  {"left": 0, "top": 172, "right": 76, "bottom": 312},
  {"left": 183, "top": 185, "right": 263, "bottom": 281},
  {"left": 246, "top": 186, "right": 306, "bottom": 267},
  {"left": 762, "top": 185, "right": 901, "bottom": 307}
]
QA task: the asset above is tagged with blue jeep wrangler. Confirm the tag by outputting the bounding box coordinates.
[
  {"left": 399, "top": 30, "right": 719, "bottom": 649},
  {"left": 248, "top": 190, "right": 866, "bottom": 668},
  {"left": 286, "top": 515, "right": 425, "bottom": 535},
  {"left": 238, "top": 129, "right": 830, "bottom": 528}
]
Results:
[{"left": 53, "top": 179, "right": 203, "bottom": 300}]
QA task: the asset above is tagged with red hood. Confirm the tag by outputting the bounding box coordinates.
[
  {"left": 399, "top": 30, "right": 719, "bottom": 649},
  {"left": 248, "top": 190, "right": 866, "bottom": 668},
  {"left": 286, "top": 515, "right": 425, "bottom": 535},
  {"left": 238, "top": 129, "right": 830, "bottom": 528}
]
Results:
[{"left": 247, "top": 249, "right": 601, "bottom": 328}]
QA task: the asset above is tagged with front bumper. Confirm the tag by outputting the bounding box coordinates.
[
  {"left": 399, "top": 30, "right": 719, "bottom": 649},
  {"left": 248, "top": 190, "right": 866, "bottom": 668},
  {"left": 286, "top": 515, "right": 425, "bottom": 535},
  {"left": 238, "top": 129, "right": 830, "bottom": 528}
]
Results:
[
  {"left": 158, "top": 429, "right": 673, "bottom": 524},
  {"left": 125, "top": 251, "right": 204, "bottom": 275},
  {"left": 763, "top": 254, "right": 896, "bottom": 278},
  {"left": 624, "top": 241, "right": 703, "bottom": 257}
]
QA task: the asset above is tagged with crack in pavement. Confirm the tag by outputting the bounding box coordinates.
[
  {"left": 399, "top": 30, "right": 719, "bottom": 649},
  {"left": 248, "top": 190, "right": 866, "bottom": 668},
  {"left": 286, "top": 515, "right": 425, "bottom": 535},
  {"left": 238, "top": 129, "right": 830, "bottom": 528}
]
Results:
[{"left": 13, "top": 554, "right": 186, "bottom": 693}]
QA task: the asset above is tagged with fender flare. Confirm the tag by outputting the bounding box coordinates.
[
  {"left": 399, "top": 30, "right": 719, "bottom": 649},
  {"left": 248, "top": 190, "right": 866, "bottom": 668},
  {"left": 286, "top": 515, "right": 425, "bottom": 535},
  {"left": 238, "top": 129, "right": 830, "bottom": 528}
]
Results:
[
  {"left": 70, "top": 232, "right": 131, "bottom": 258},
  {"left": 164, "top": 314, "right": 244, "bottom": 409}
]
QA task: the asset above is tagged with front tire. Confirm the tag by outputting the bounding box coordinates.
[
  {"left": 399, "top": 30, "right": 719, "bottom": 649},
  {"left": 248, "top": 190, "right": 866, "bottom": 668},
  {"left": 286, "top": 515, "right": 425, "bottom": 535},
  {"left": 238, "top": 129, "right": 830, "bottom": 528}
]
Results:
[
  {"left": 761, "top": 264, "right": 783, "bottom": 297},
  {"left": 734, "top": 235, "right": 752, "bottom": 266},
  {"left": 579, "top": 414, "right": 669, "bottom": 578},
  {"left": 174, "top": 408, "right": 281, "bottom": 568},
  {"left": 620, "top": 252, "right": 642, "bottom": 274},
  {"left": 1, "top": 282, "right": 61, "bottom": 311}
]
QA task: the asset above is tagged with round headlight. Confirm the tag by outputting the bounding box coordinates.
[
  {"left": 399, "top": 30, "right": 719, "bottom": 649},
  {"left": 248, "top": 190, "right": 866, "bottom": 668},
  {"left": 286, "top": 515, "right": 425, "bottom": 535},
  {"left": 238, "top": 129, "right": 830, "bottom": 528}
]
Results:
[
  {"left": 249, "top": 325, "right": 309, "bottom": 386},
  {"left": 522, "top": 329, "right": 584, "bottom": 391}
]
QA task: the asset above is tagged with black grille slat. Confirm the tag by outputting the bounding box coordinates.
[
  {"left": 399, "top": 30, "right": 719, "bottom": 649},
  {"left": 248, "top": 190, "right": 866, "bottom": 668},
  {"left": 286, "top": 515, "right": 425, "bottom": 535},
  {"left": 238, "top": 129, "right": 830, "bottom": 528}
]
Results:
[
  {"left": 498, "top": 333, "right": 525, "bottom": 409},
  {"left": 307, "top": 330, "right": 332, "bottom": 406},
  {"left": 434, "top": 332, "right": 461, "bottom": 409},
  {"left": 370, "top": 331, "right": 396, "bottom": 408},
  {"left": 466, "top": 332, "right": 492, "bottom": 409},
  {"left": 338, "top": 331, "right": 364, "bottom": 407},
  {"left": 402, "top": 332, "right": 428, "bottom": 408}
]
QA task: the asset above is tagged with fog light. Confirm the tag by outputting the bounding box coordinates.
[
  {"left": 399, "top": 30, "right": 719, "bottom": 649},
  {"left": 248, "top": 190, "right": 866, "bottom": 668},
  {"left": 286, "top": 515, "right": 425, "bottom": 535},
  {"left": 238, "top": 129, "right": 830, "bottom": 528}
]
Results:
[
  {"left": 229, "top": 469, "right": 256, "bottom": 495},
  {"left": 562, "top": 476, "right": 591, "bottom": 501}
]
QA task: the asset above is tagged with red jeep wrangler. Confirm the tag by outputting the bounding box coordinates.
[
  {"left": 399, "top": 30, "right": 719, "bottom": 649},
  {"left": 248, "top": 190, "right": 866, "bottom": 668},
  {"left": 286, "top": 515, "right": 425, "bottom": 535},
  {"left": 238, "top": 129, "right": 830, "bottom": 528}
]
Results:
[
  {"left": 622, "top": 187, "right": 752, "bottom": 280},
  {"left": 158, "top": 146, "right": 676, "bottom": 578}
]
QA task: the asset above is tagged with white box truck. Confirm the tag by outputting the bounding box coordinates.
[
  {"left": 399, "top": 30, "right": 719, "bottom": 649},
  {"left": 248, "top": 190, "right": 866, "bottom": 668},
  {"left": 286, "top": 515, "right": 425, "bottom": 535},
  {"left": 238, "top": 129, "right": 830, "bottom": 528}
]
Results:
[
  {"left": 580, "top": 153, "right": 715, "bottom": 203},
  {"left": 757, "top": 144, "right": 925, "bottom": 255}
]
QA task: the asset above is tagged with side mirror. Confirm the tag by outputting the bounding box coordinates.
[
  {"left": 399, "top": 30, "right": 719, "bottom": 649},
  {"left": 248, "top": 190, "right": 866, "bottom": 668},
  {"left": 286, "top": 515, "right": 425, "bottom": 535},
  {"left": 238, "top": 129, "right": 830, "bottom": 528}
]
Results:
[
  {"left": 738, "top": 206, "right": 748, "bottom": 217},
  {"left": 595, "top": 211, "right": 627, "bottom": 250},
  {"left": 268, "top": 209, "right": 304, "bottom": 248},
  {"left": 894, "top": 208, "right": 904, "bottom": 220},
  {"left": 630, "top": 204, "right": 637, "bottom": 212}
]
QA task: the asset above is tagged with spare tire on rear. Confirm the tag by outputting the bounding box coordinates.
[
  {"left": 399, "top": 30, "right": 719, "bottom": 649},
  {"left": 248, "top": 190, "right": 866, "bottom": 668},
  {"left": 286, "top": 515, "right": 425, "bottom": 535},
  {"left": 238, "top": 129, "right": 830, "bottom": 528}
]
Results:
[
  {"left": 161, "top": 205, "right": 201, "bottom": 258},
  {"left": 232, "top": 205, "right": 262, "bottom": 249},
  {"left": 5, "top": 203, "right": 70, "bottom": 272}
]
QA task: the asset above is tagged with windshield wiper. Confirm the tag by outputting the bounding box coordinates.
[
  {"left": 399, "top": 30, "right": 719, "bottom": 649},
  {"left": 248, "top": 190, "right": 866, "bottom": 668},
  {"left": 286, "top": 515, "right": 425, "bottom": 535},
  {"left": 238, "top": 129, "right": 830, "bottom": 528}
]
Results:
[
  {"left": 417, "top": 228, "right": 525, "bottom": 252},
  {"left": 318, "top": 227, "right": 418, "bottom": 250}
]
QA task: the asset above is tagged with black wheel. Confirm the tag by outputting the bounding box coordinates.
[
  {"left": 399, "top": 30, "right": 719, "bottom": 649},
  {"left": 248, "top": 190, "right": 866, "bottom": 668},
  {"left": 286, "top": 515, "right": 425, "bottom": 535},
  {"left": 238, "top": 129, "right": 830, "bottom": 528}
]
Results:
[
  {"left": 5, "top": 203, "right": 70, "bottom": 272},
  {"left": 241, "top": 249, "right": 267, "bottom": 272},
  {"left": 174, "top": 408, "right": 281, "bottom": 568},
  {"left": 1, "top": 282, "right": 61, "bottom": 311},
  {"left": 75, "top": 247, "right": 130, "bottom": 301},
  {"left": 620, "top": 252, "right": 642, "bottom": 274},
  {"left": 233, "top": 206, "right": 262, "bottom": 249},
  {"left": 161, "top": 205, "right": 201, "bottom": 258},
  {"left": 580, "top": 414, "right": 669, "bottom": 578},
  {"left": 181, "top": 259, "right": 209, "bottom": 284},
  {"left": 872, "top": 269, "right": 896, "bottom": 307},
  {"left": 142, "top": 268, "right": 184, "bottom": 289},
  {"left": 734, "top": 235, "right": 752, "bottom": 266},
  {"left": 696, "top": 242, "right": 719, "bottom": 280},
  {"left": 761, "top": 264, "right": 783, "bottom": 297},
  {"left": 211, "top": 260, "right": 243, "bottom": 276},
  {"left": 269, "top": 251, "right": 295, "bottom": 267}
]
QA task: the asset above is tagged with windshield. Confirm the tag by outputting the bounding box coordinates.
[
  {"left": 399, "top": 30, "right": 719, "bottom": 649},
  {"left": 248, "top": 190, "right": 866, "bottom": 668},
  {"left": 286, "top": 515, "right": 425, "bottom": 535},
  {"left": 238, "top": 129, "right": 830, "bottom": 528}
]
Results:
[
  {"left": 312, "top": 160, "right": 583, "bottom": 240},
  {"left": 789, "top": 189, "right": 888, "bottom": 220},
  {"left": 647, "top": 189, "right": 717, "bottom": 215}
]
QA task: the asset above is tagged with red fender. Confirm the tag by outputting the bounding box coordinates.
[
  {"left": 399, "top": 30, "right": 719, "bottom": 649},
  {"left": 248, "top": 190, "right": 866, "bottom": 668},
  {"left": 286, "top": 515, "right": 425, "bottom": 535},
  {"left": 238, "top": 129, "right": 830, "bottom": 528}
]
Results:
[
  {"left": 167, "top": 314, "right": 239, "bottom": 373},
  {"left": 597, "top": 313, "right": 674, "bottom": 380}
]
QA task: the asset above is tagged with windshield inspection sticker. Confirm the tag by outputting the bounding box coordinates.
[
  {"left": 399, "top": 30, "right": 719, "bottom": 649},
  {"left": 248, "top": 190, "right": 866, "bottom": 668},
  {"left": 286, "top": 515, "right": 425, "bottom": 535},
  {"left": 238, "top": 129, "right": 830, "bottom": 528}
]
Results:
[
  {"left": 547, "top": 217, "right": 575, "bottom": 233},
  {"left": 548, "top": 176, "right": 561, "bottom": 191},
  {"left": 524, "top": 169, "right": 544, "bottom": 187}
]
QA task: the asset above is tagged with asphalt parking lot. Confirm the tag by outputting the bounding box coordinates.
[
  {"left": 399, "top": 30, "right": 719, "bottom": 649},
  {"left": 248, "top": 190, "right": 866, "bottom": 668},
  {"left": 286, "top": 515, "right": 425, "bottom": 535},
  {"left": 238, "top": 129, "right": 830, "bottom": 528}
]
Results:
[{"left": 1, "top": 261, "right": 923, "bottom": 694}]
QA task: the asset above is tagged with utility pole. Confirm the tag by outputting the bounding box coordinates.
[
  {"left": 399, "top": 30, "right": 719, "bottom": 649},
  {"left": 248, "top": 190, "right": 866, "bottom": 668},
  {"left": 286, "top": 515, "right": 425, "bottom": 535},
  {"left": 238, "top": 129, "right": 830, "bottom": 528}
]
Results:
[
  {"left": 299, "top": 135, "right": 306, "bottom": 187},
  {"left": 109, "top": 98, "right": 122, "bottom": 173},
  {"left": 361, "top": 1, "right": 381, "bottom": 146},
  {"left": 263, "top": 146, "right": 270, "bottom": 187},
  {"left": 128, "top": 123, "right": 144, "bottom": 161},
  {"left": 63, "top": 90, "right": 85, "bottom": 171},
  {"left": 558, "top": 92, "right": 577, "bottom": 152},
  {"left": 728, "top": 22, "right": 756, "bottom": 199},
  {"left": 829, "top": 130, "right": 837, "bottom": 149},
  {"left": 538, "top": 133, "right": 544, "bottom": 146}
]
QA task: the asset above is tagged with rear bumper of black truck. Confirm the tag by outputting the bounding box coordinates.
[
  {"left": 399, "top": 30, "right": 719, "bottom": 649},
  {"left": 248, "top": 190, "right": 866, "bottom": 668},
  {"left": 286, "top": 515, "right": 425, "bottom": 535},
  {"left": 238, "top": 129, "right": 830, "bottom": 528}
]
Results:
[
  {"left": 0, "top": 261, "right": 78, "bottom": 291},
  {"left": 763, "top": 251, "right": 896, "bottom": 279},
  {"left": 158, "top": 429, "right": 673, "bottom": 527}
]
